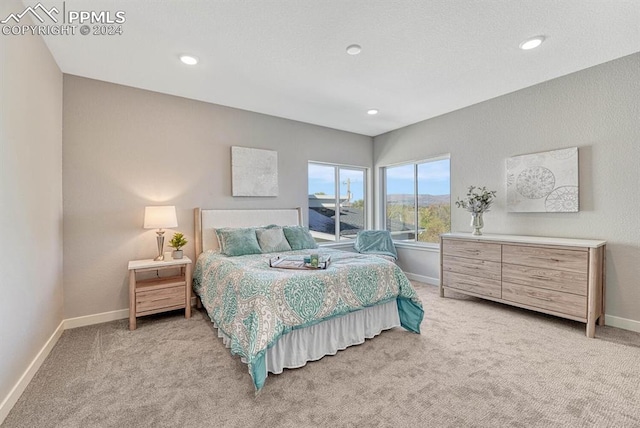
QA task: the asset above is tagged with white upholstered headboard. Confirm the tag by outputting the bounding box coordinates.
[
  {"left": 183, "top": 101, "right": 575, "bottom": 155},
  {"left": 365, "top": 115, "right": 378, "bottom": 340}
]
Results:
[{"left": 194, "top": 208, "right": 302, "bottom": 255}]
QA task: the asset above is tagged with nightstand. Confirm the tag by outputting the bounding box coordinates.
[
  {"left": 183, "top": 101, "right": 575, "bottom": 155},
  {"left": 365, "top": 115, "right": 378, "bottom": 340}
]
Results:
[{"left": 128, "top": 256, "right": 192, "bottom": 330}]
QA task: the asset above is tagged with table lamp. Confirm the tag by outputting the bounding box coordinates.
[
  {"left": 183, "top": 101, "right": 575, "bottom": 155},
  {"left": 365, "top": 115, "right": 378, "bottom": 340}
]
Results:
[{"left": 143, "top": 206, "right": 178, "bottom": 261}]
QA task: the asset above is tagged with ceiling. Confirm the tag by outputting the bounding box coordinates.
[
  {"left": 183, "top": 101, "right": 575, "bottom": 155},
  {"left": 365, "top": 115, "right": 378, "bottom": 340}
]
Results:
[{"left": 37, "top": 0, "right": 640, "bottom": 137}]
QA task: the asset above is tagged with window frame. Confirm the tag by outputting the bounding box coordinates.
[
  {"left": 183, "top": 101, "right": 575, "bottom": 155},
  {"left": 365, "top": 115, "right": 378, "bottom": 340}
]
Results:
[
  {"left": 381, "top": 154, "right": 451, "bottom": 247},
  {"left": 307, "top": 161, "right": 369, "bottom": 243}
]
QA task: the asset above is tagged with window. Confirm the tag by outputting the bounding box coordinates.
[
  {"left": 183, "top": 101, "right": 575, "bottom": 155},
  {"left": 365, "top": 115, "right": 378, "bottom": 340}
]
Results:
[
  {"left": 308, "top": 162, "right": 367, "bottom": 242},
  {"left": 384, "top": 156, "right": 450, "bottom": 244}
]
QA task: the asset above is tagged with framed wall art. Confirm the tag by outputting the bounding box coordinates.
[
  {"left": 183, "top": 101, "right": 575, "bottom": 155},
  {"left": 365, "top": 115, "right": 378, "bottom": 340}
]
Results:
[
  {"left": 231, "top": 146, "right": 279, "bottom": 197},
  {"left": 506, "top": 147, "right": 578, "bottom": 212}
]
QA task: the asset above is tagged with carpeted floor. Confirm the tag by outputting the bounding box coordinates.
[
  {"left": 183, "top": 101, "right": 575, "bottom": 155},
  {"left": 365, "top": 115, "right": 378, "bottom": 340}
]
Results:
[{"left": 3, "top": 283, "right": 640, "bottom": 428}]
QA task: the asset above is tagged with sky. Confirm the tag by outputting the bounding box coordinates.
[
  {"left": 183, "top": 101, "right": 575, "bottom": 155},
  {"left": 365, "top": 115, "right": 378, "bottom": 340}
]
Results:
[
  {"left": 308, "top": 164, "right": 366, "bottom": 201},
  {"left": 386, "top": 158, "right": 451, "bottom": 195},
  {"left": 308, "top": 159, "right": 450, "bottom": 202}
]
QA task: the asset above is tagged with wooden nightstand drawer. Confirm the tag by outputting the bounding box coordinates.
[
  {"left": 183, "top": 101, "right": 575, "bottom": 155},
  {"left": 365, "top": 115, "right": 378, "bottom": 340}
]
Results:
[
  {"left": 502, "top": 245, "right": 587, "bottom": 273},
  {"left": 442, "top": 239, "right": 501, "bottom": 262},
  {"left": 443, "top": 255, "right": 501, "bottom": 280},
  {"left": 502, "top": 282, "right": 586, "bottom": 319},
  {"left": 136, "top": 285, "right": 186, "bottom": 315},
  {"left": 443, "top": 271, "right": 501, "bottom": 298}
]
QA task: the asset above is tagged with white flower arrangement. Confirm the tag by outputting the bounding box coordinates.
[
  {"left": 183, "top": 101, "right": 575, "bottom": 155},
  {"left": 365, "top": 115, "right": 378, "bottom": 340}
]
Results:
[{"left": 455, "top": 186, "right": 497, "bottom": 213}]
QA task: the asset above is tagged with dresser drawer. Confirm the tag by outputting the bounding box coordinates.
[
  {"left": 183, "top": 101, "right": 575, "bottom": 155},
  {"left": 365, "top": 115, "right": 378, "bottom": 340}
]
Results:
[
  {"left": 502, "top": 245, "right": 587, "bottom": 273},
  {"left": 502, "top": 263, "right": 587, "bottom": 296},
  {"left": 443, "top": 255, "right": 501, "bottom": 280},
  {"left": 502, "top": 282, "right": 586, "bottom": 319},
  {"left": 443, "top": 271, "right": 501, "bottom": 298},
  {"left": 136, "top": 285, "right": 185, "bottom": 314},
  {"left": 442, "top": 239, "right": 501, "bottom": 262}
]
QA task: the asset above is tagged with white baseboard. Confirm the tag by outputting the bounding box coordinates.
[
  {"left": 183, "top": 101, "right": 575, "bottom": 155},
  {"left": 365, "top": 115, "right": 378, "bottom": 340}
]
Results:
[
  {"left": 0, "top": 321, "right": 64, "bottom": 424},
  {"left": 64, "top": 308, "right": 130, "bottom": 329},
  {"left": 64, "top": 297, "right": 198, "bottom": 330},
  {"left": 404, "top": 272, "right": 439, "bottom": 286},
  {"left": 605, "top": 314, "right": 640, "bottom": 333}
]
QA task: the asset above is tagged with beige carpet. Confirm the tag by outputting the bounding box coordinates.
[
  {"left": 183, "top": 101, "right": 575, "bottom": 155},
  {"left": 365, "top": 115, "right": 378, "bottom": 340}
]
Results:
[{"left": 3, "top": 283, "right": 639, "bottom": 428}]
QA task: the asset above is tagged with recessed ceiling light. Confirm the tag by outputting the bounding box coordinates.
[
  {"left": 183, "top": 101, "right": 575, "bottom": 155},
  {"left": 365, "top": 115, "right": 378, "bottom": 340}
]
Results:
[
  {"left": 367, "top": 109, "right": 379, "bottom": 115},
  {"left": 519, "top": 36, "right": 545, "bottom": 50},
  {"left": 179, "top": 55, "right": 199, "bottom": 65},
  {"left": 346, "top": 44, "right": 362, "bottom": 55}
]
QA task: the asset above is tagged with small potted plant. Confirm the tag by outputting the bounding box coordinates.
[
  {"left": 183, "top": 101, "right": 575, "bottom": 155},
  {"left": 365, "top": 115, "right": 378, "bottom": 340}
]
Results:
[{"left": 168, "top": 232, "right": 188, "bottom": 259}]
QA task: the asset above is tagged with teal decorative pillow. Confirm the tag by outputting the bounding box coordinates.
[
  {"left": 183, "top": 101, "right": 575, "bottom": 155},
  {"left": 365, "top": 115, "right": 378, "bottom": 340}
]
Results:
[
  {"left": 215, "top": 227, "right": 262, "bottom": 256},
  {"left": 256, "top": 227, "right": 292, "bottom": 253},
  {"left": 283, "top": 226, "right": 318, "bottom": 250}
]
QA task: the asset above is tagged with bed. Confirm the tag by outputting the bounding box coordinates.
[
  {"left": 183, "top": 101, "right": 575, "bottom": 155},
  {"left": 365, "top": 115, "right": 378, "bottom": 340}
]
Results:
[{"left": 192, "top": 208, "right": 424, "bottom": 391}]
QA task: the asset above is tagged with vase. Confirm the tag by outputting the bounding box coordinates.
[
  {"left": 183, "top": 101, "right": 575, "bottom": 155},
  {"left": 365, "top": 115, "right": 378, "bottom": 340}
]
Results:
[
  {"left": 470, "top": 212, "right": 484, "bottom": 236},
  {"left": 172, "top": 250, "right": 183, "bottom": 259}
]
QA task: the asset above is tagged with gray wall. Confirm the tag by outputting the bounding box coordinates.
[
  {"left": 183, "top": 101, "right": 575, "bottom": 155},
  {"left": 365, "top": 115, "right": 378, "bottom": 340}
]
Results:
[
  {"left": 0, "top": 0, "right": 63, "bottom": 410},
  {"left": 62, "top": 76, "right": 372, "bottom": 318},
  {"left": 374, "top": 53, "right": 640, "bottom": 325}
]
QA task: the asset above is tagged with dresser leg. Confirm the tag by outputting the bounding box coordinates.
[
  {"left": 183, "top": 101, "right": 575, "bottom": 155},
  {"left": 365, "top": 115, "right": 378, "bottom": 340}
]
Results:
[
  {"left": 586, "top": 246, "right": 602, "bottom": 339},
  {"left": 129, "top": 270, "right": 136, "bottom": 331},
  {"left": 586, "top": 320, "right": 595, "bottom": 338}
]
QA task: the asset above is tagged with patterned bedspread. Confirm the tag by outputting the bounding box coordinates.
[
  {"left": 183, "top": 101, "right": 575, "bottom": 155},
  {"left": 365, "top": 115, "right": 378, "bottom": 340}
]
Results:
[{"left": 193, "top": 248, "right": 424, "bottom": 390}]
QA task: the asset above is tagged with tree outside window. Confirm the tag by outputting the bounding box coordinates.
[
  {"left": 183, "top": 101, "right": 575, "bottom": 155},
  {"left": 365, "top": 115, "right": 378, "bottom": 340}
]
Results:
[{"left": 384, "top": 157, "right": 450, "bottom": 244}]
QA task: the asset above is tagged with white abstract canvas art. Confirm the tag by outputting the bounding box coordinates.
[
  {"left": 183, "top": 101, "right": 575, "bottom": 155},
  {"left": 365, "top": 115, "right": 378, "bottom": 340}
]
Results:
[
  {"left": 506, "top": 147, "right": 579, "bottom": 212},
  {"left": 231, "top": 146, "right": 279, "bottom": 197}
]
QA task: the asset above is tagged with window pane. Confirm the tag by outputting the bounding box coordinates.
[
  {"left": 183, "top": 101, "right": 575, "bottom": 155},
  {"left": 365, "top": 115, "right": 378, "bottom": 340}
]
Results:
[
  {"left": 417, "top": 159, "right": 451, "bottom": 243},
  {"left": 339, "top": 168, "right": 365, "bottom": 239},
  {"left": 308, "top": 164, "right": 337, "bottom": 242},
  {"left": 385, "top": 164, "right": 416, "bottom": 240}
]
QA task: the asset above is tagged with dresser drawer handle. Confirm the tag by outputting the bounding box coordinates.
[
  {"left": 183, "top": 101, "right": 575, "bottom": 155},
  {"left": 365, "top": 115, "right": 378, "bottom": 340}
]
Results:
[{"left": 527, "top": 292, "right": 551, "bottom": 302}]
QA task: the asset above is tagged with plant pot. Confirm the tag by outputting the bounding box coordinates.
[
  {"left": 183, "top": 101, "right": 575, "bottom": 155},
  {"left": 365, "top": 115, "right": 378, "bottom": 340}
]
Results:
[
  {"left": 172, "top": 250, "right": 183, "bottom": 259},
  {"left": 471, "top": 212, "right": 484, "bottom": 236}
]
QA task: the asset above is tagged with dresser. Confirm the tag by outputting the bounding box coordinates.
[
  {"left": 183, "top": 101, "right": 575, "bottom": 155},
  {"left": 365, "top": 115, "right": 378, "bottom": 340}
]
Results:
[{"left": 439, "top": 233, "right": 606, "bottom": 338}]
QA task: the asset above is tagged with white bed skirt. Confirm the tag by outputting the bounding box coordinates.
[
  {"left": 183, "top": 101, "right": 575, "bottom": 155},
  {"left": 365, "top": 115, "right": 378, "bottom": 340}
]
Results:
[{"left": 215, "top": 300, "right": 401, "bottom": 375}]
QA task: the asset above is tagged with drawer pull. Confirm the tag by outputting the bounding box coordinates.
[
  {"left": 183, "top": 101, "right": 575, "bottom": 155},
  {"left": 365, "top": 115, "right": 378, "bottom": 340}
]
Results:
[
  {"left": 152, "top": 297, "right": 175, "bottom": 302},
  {"left": 532, "top": 275, "right": 550, "bottom": 281}
]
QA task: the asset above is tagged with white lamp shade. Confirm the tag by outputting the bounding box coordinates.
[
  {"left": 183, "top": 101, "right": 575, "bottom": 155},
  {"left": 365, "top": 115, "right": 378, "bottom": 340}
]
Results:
[{"left": 143, "top": 206, "right": 178, "bottom": 229}]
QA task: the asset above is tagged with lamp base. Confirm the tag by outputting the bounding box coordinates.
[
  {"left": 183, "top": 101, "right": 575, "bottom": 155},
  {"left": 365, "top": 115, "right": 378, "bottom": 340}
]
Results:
[{"left": 154, "top": 230, "right": 165, "bottom": 261}]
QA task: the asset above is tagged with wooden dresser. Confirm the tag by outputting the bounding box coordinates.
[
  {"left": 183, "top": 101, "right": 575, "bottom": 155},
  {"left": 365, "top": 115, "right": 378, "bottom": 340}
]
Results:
[{"left": 439, "top": 233, "right": 606, "bottom": 338}]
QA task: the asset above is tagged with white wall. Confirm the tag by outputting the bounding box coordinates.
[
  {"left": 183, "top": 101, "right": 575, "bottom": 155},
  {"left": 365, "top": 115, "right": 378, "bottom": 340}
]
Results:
[
  {"left": 374, "top": 52, "right": 640, "bottom": 324},
  {"left": 0, "top": 0, "right": 64, "bottom": 415},
  {"left": 62, "top": 76, "right": 372, "bottom": 318}
]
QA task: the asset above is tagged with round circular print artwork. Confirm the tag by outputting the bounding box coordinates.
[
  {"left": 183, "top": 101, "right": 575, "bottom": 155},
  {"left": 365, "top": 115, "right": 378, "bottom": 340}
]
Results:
[
  {"left": 545, "top": 186, "right": 579, "bottom": 212},
  {"left": 516, "top": 166, "right": 556, "bottom": 199}
]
